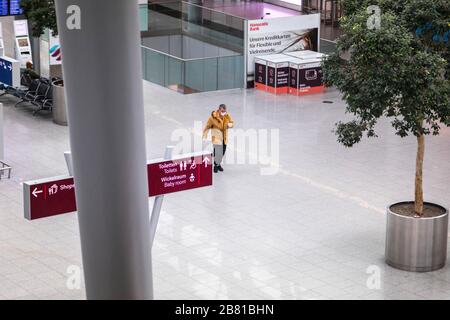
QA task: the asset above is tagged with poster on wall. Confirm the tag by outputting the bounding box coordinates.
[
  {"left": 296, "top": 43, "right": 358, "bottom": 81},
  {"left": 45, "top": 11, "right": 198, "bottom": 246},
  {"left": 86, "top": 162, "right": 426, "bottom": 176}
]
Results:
[
  {"left": 246, "top": 14, "right": 320, "bottom": 86},
  {"left": 49, "top": 34, "right": 62, "bottom": 65},
  {"left": 13, "top": 19, "right": 28, "bottom": 36}
]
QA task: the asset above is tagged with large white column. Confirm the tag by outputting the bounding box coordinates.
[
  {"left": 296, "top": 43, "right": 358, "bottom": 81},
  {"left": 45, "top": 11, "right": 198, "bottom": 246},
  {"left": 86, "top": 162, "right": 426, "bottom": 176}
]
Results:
[{"left": 54, "top": 0, "right": 152, "bottom": 299}]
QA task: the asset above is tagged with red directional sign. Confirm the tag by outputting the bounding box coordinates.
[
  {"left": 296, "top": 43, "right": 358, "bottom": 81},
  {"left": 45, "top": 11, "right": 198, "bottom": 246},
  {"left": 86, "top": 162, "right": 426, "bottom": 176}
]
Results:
[
  {"left": 24, "top": 152, "right": 213, "bottom": 220},
  {"left": 148, "top": 152, "right": 213, "bottom": 197},
  {"left": 24, "top": 176, "right": 76, "bottom": 220}
]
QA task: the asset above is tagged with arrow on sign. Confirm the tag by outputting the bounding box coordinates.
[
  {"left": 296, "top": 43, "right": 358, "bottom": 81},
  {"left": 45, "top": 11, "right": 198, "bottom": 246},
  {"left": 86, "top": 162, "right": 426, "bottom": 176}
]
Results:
[
  {"left": 32, "top": 188, "right": 43, "bottom": 198},
  {"left": 202, "top": 157, "right": 211, "bottom": 168}
]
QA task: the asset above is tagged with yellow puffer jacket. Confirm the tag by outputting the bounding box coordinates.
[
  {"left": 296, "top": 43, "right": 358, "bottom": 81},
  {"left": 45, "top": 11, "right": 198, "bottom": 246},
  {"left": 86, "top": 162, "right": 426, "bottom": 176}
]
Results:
[{"left": 203, "top": 111, "right": 234, "bottom": 145}]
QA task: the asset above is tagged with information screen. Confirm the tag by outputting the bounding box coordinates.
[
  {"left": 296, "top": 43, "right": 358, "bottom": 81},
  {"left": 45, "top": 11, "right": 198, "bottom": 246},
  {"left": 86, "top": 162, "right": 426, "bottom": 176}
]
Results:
[
  {"left": 9, "top": 0, "right": 23, "bottom": 15},
  {"left": 0, "top": 0, "right": 8, "bottom": 16}
]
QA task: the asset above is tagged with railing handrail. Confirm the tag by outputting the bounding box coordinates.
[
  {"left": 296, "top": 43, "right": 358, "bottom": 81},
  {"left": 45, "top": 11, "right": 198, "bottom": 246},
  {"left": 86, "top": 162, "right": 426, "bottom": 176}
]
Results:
[
  {"left": 320, "top": 38, "right": 338, "bottom": 44},
  {"left": 141, "top": 45, "right": 185, "bottom": 61},
  {"left": 181, "top": 1, "right": 246, "bottom": 22},
  {"left": 147, "top": 0, "right": 247, "bottom": 22},
  {"left": 141, "top": 44, "right": 242, "bottom": 62}
]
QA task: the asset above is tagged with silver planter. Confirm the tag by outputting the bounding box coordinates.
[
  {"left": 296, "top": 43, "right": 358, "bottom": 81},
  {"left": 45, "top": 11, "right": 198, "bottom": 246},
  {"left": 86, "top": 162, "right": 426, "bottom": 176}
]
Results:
[
  {"left": 385, "top": 202, "right": 448, "bottom": 272},
  {"left": 52, "top": 80, "right": 68, "bottom": 126}
]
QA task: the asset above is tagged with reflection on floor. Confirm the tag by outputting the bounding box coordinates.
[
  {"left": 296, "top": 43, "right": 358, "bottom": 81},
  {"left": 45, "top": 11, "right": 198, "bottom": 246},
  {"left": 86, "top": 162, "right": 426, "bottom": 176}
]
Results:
[
  {"left": 320, "top": 22, "right": 342, "bottom": 41},
  {"left": 167, "top": 84, "right": 200, "bottom": 94},
  {"left": 1, "top": 81, "right": 450, "bottom": 300}
]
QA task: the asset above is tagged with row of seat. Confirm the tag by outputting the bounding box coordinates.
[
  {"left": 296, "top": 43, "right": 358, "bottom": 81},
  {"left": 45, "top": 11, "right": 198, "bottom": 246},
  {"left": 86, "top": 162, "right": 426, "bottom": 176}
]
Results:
[{"left": 0, "top": 74, "right": 56, "bottom": 116}]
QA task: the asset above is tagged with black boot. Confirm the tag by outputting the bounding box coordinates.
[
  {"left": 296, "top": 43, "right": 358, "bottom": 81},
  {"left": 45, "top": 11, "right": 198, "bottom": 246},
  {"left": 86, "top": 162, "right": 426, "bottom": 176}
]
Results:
[
  {"left": 218, "top": 165, "right": 224, "bottom": 172},
  {"left": 214, "top": 164, "right": 219, "bottom": 173}
]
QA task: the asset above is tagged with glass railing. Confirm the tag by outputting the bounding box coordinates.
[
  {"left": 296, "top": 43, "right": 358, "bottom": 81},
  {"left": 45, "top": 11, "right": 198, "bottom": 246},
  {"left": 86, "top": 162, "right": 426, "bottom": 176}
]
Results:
[
  {"left": 145, "top": 0, "right": 245, "bottom": 53},
  {"left": 181, "top": 1, "right": 245, "bottom": 52},
  {"left": 146, "top": 0, "right": 183, "bottom": 33},
  {"left": 142, "top": 0, "right": 245, "bottom": 93},
  {"left": 141, "top": 46, "right": 244, "bottom": 94},
  {"left": 319, "top": 38, "right": 337, "bottom": 55}
]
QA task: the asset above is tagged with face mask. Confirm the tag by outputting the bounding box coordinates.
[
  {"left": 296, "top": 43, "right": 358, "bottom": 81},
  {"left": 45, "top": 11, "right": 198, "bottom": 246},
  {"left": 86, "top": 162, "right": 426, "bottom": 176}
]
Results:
[{"left": 220, "top": 111, "right": 227, "bottom": 116}]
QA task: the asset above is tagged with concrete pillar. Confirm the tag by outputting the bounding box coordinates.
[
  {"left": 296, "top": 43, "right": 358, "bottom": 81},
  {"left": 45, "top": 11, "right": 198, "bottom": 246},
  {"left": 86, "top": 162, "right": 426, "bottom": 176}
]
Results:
[{"left": 54, "top": 0, "right": 152, "bottom": 299}]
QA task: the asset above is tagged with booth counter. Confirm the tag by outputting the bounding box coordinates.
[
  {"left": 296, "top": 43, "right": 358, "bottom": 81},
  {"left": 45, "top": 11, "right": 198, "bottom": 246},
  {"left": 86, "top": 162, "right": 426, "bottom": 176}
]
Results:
[
  {"left": 255, "top": 54, "right": 290, "bottom": 94},
  {"left": 296, "top": 57, "right": 325, "bottom": 95},
  {"left": 284, "top": 50, "right": 325, "bottom": 60},
  {"left": 254, "top": 51, "right": 327, "bottom": 96},
  {"left": 285, "top": 51, "right": 326, "bottom": 95}
]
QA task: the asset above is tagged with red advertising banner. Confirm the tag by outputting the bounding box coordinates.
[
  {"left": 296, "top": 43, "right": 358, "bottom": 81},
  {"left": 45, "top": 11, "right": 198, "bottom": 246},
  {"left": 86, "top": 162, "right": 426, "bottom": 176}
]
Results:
[{"left": 24, "top": 152, "right": 213, "bottom": 220}]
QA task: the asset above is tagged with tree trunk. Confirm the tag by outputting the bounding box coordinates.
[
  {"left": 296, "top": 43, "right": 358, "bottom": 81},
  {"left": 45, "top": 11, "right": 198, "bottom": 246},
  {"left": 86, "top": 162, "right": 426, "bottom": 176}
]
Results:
[
  {"left": 415, "top": 134, "right": 425, "bottom": 216},
  {"left": 31, "top": 36, "right": 41, "bottom": 76}
]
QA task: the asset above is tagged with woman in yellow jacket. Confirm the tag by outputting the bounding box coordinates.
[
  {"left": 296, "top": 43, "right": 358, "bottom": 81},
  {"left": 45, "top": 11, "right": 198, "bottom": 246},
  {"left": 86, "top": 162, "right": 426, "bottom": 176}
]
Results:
[{"left": 203, "top": 104, "right": 234, "bottom": 173}]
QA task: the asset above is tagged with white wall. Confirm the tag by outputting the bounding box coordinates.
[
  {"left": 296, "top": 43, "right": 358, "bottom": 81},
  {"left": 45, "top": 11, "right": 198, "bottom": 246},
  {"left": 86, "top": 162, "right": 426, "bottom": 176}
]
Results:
[{"left": 0, "top": 16, "right": 16, "bottom": 58}]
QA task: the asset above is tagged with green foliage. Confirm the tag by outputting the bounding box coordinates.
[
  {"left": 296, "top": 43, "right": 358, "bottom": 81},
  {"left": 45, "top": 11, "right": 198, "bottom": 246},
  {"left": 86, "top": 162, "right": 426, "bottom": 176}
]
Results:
[
  {"left": 323, "top": 0, "right": 450, "bottom": 147},
  {"left": 342, "top": 0, "right": 405, "bottom": 17},
  {"left": 20, "top": 0, "right": 57, "bottom": 37}
]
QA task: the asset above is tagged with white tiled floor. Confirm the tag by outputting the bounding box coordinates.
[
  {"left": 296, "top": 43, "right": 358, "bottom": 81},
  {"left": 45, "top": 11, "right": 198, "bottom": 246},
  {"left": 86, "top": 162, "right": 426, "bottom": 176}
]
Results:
[{"left": 1, "top": 81, "right": 450, "bottom": 300}]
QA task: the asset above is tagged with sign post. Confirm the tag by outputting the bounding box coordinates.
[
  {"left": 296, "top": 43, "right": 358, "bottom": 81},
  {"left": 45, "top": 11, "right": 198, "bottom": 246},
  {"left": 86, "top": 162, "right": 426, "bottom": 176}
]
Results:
[
  {"left": 64, "top": 151, "right": 73, "bottom": 176},
  {"left": 149, "top": 146, "right": 174, "bottom": 246}
]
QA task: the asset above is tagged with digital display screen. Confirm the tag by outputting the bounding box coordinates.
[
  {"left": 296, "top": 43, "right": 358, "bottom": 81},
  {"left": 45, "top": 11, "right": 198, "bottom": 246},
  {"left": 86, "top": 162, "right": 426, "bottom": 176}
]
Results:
[
  {"left": 0, "top": 0, "right": 8, "bottom": 16},
  {"left": 17, "top": 37, "right": 29, "bottom": 47},
  {"left": 9, "top": 0, "right": 23, "bottom": 15}
]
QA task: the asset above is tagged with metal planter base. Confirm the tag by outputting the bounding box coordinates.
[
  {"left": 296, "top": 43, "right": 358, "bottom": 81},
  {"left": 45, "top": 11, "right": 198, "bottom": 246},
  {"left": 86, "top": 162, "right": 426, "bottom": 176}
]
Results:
[
  {"left": 52, "top": 80, "right": 68, "bottom": 126},
  {"left": 385, "top": 202, "right": 448, "bottom": 272}
]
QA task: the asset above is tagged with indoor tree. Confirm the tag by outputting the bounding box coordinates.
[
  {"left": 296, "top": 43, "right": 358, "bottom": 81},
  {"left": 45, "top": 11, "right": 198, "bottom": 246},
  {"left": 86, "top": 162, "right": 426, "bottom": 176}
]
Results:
[
  {"left": 20, "top": 0, "right": 57, "bottom": 37},
  {"left": 323, "top": 0, "right": 450, "bottom": 216}
]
